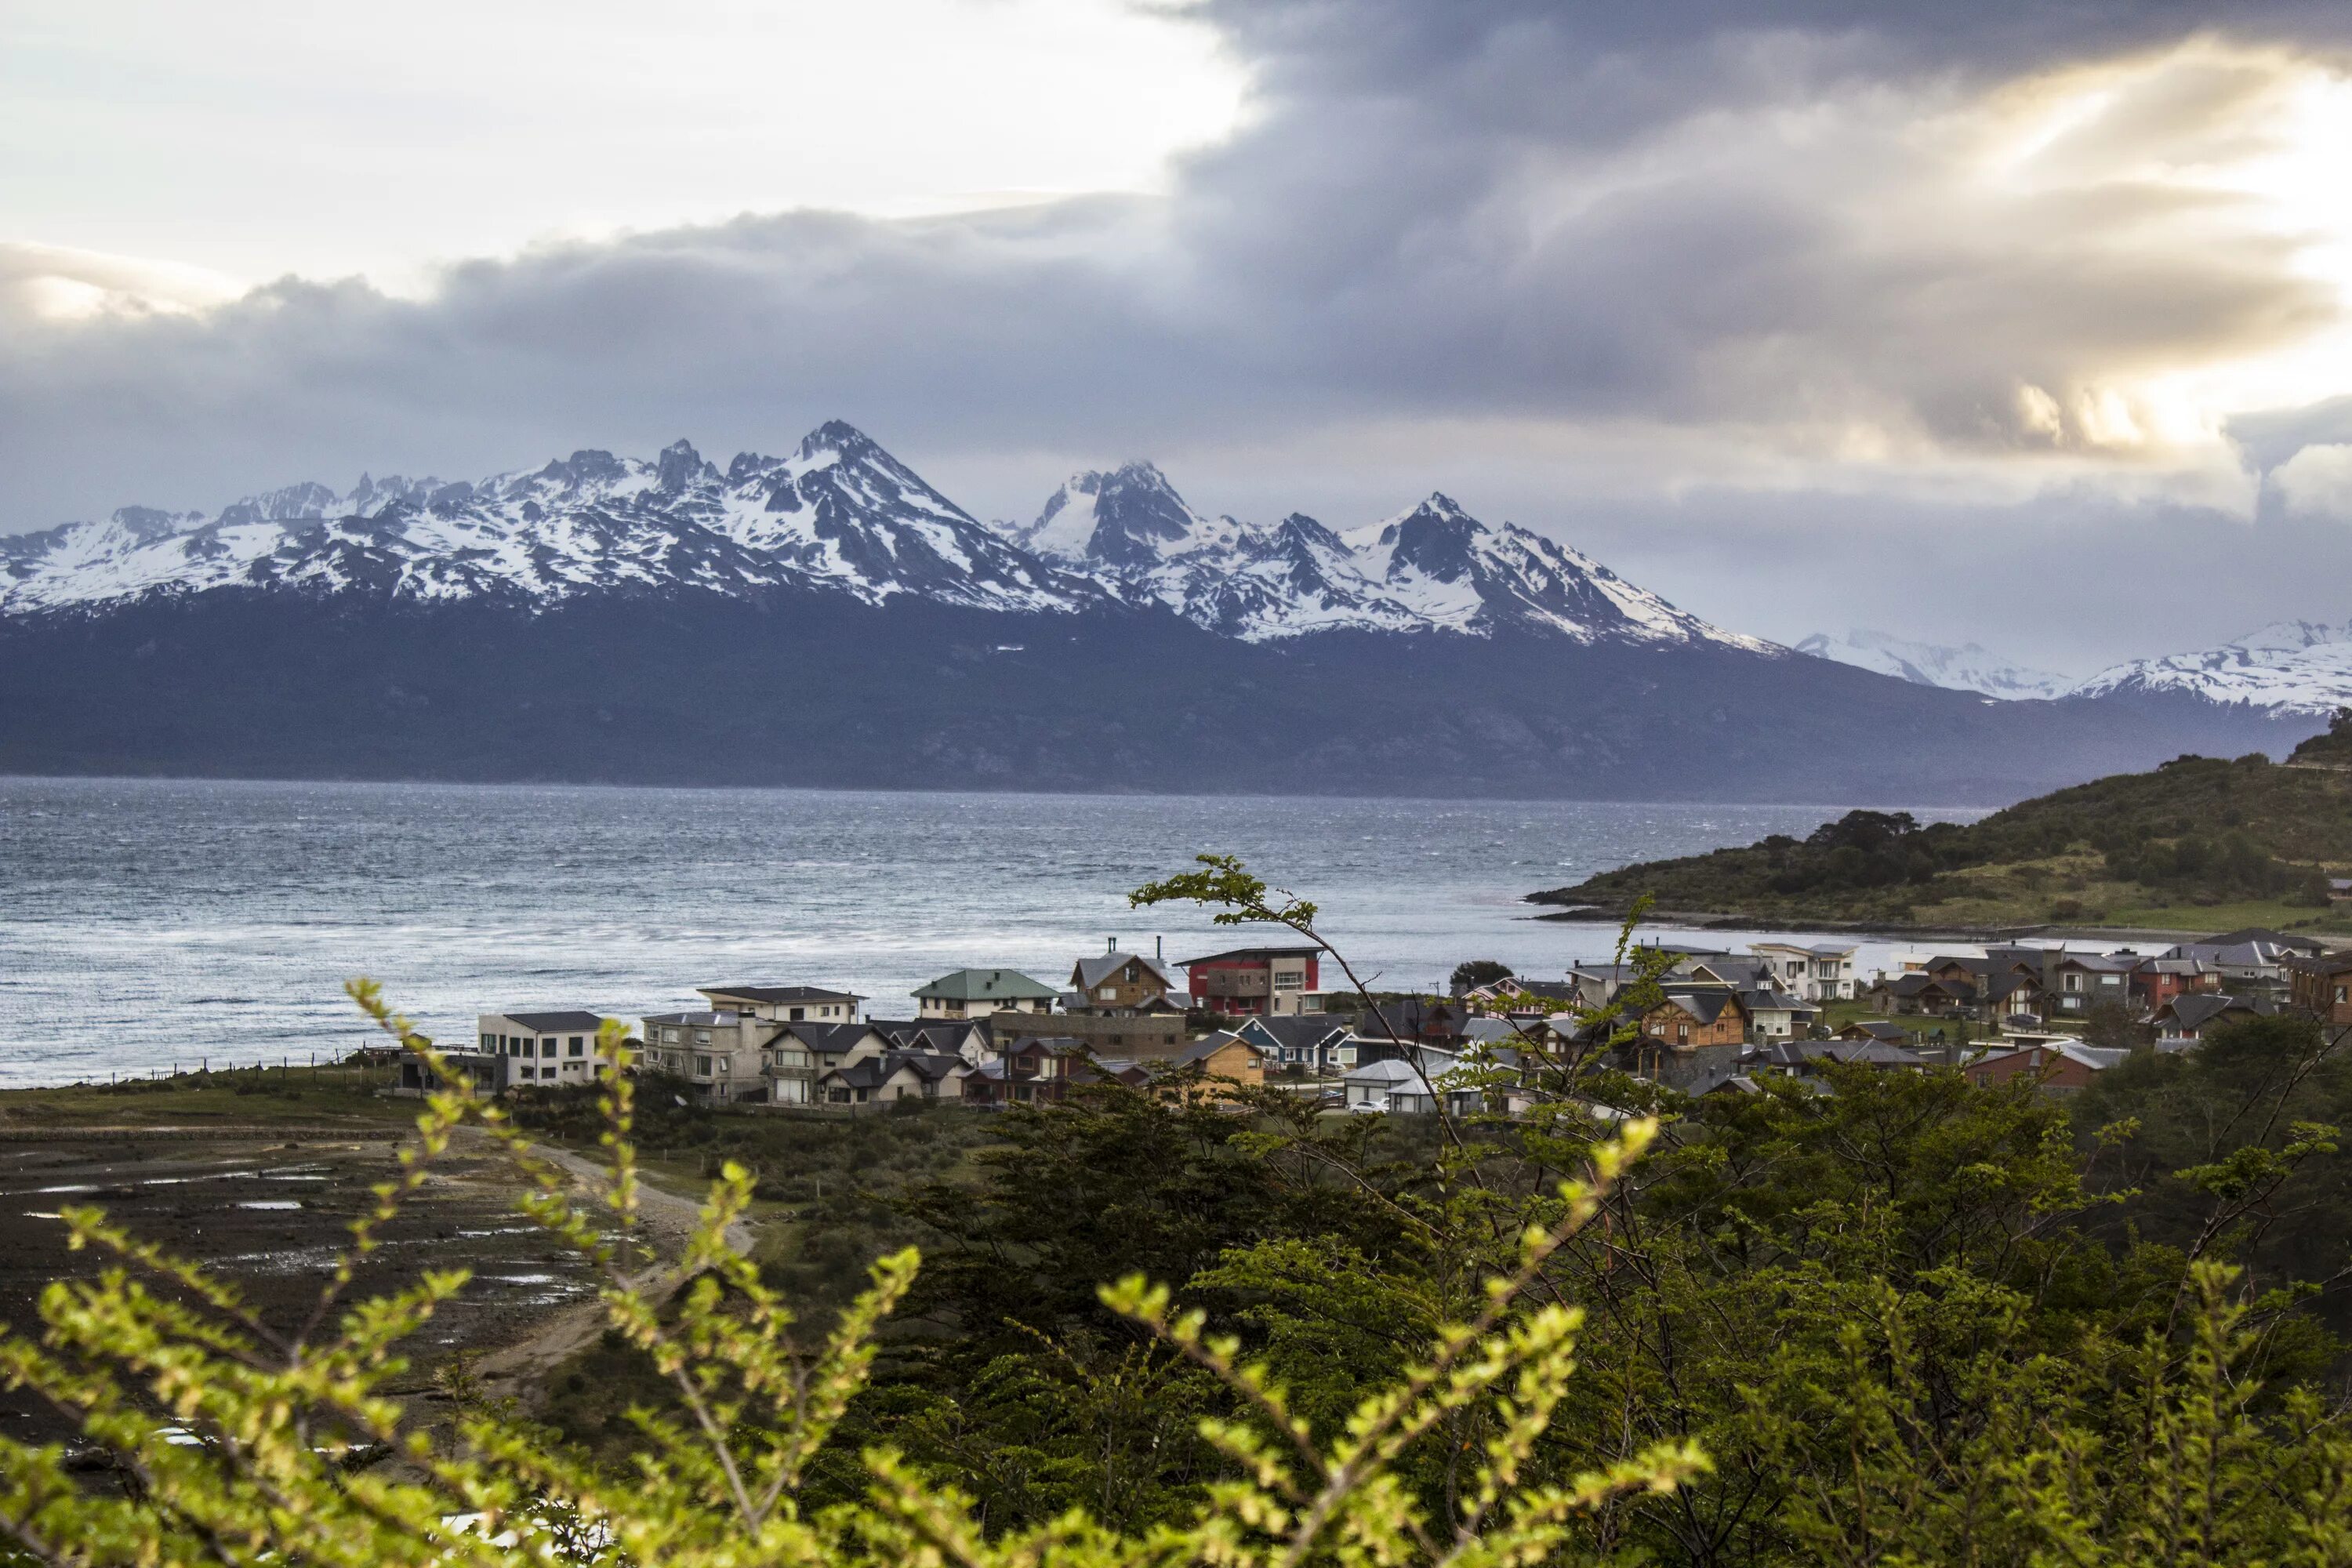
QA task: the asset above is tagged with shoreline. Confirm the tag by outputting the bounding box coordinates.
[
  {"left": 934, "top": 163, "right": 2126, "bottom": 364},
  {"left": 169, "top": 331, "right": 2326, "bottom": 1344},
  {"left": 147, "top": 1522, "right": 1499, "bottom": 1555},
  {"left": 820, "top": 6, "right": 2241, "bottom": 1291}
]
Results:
[{"left": 1528, "top": 903, "right": 2331, "bottom": 947}]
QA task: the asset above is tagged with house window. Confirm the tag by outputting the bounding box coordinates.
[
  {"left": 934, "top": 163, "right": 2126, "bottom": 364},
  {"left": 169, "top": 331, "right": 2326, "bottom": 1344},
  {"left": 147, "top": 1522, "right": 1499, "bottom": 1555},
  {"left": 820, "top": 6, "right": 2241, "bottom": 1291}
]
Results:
[
  {"left": 479, "top": 1033, "right": 494, "bottom": 1050},
  {"left": 694, "top": 1030, "right": 712, "bottom": 1044},
  {"left": 541, "top": 1039, "right": 557, "bottom": 1057},
  {"left": 2064, "top": 975, "right": 2082, "bottom": 993},
  {"left": 662, "top": 1028, "right": 680, "bottom": 1044},
  {"left": 569, "top": 1036, "right": 586, "bottom": 1055},
  {"left": 2337, "top": 985, "right": 2348, "bottom": 1004},
  {"left": 789, "top": 1007, "right": 805, "bottom": 1021},
  {"left": 1098, "top": 985, "right": 1117, "bottom": 1000},
  {"left": 695, "top": 1055, "right": 713, "bottom": 1075}
]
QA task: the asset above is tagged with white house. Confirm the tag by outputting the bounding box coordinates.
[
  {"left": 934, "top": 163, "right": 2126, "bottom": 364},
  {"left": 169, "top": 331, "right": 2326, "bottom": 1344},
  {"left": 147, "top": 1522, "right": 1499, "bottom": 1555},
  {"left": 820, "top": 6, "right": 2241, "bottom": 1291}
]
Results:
[
  {"left": 697, "top": 984, "right": 864, "bottom": 1023},
  {"left": 477, "top": 1011, "right": 607, "bottom": 1088},
  {"left": 1749, "top": 942, "right": 1861, "bottom": 1002},
  {"left": 912, "top": 969, "right": 1058, "bottom": 1019},
  {"left": 1342, "top": 1051, "right": 1479, "bottom": 1116}
]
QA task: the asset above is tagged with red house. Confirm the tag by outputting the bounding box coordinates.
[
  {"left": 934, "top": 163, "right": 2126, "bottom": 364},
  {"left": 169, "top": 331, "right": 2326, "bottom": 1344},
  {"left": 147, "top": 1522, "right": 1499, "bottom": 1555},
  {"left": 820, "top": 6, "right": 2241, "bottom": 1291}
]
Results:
[{"left": 1181, "top": 946, "right": 1321, "bottom": 1016}]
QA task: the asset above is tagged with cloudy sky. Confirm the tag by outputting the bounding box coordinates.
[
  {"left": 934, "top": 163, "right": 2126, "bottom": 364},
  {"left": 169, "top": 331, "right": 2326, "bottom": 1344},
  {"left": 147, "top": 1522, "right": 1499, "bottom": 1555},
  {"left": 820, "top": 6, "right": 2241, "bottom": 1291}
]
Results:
[{"left": 6, "top": 0, "right": 2352, "bottom": 673}]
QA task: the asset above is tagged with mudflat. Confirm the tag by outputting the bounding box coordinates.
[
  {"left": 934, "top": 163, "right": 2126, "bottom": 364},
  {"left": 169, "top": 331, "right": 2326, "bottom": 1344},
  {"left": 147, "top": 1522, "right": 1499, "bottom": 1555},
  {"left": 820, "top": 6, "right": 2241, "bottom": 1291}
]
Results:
[{"left": 0, "top": 1129, "right": 612, "bottom": 1448}]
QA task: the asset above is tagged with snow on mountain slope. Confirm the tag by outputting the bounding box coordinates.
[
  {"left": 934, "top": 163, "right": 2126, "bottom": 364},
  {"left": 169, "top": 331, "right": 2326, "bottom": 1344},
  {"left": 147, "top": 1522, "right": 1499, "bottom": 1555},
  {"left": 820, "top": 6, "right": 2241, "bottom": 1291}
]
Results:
[
  {"left": 1341, "top": 494, "right": 1774, "bottom": 648},
  {"left": 0, "top": 423, "right": 1094, "bottom": 618},
  {"left": 1796, "top": 629, "right": 2071, "bottom": 700},
  {"left": 2, "top": 430, "right": 1770, "bottom": 654},
  {"left": 1016, "top": 468, "right": 1769, "bottom": 647},
  {"left": 2068, "top": 620, "right": 2352, "bottom": 715}
]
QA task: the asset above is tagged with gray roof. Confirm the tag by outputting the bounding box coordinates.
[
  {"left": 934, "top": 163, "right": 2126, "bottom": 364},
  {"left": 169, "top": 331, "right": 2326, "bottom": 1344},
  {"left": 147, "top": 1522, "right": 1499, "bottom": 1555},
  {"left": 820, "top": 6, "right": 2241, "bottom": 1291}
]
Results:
[
  {"left": 1246, "top": 1012, "right": 1354, "bottom": 1049},
  {"left": 2161, "top": 993, "right": 2273, "bottom": 1030},
  {"left": 643, "top": 1011, "right": 742, "bottom": 1027},
  {"left": 1344, "top": 1058, "right": 1429, "bottom": 1086},
  {"left": 1659, "top": 987, "right": 1738, "bottom": 1025},
  {"left": 1072, "top": 952, "right": 1174, "bottom": 990},
  {"left": 1169, "top": 1033, "right": 1253, "bottom": 1069},
  {"left": 697, "top": 985, "right": 862, "bottom": 1004},
  {"left": 500, "top": 1011, "right": 605, "bottom": 1033},
  {"left": 775, "top": 1022, "right": 884, "bottom": 1054}
]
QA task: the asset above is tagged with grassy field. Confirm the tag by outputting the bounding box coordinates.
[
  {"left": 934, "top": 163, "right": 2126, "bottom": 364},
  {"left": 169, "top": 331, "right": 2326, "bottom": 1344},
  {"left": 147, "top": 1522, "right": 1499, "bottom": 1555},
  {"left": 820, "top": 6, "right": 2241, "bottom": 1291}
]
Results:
[{"left": 0, "top": 1062, "right": 425, "bottom": 1128}]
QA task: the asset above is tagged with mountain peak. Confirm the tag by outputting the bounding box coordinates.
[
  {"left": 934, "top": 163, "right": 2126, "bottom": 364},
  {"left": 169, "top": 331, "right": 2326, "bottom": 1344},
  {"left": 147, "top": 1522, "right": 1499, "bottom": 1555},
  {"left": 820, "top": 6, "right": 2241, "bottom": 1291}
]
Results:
[
  {"left": 1020, "top": 459, "right": 1201, "bottom": 568},
  {"left": 797, "top": 419, "right": 880, "bottom": 461}
]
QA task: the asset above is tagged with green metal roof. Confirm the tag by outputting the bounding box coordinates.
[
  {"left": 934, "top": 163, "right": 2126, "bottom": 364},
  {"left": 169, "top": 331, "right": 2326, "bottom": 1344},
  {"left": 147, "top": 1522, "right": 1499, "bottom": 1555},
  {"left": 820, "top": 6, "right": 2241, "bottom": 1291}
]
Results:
[{"left": 912, "top": 967, "right": 1058, "bottom": 1002}]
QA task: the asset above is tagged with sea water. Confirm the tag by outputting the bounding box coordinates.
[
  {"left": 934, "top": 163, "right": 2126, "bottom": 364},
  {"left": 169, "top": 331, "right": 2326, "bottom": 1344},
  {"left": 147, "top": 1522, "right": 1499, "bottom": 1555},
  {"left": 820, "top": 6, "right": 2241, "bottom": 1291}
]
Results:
[{"left": 0, "top": 776, "right": 1984, "bottom": 1087}]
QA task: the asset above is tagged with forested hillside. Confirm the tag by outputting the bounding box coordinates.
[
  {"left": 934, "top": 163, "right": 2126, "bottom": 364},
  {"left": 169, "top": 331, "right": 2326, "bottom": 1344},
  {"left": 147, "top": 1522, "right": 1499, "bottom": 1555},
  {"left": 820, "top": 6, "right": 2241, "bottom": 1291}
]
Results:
[{"left": 1531, "top": 743, "right": 2352, "bottom": 930}]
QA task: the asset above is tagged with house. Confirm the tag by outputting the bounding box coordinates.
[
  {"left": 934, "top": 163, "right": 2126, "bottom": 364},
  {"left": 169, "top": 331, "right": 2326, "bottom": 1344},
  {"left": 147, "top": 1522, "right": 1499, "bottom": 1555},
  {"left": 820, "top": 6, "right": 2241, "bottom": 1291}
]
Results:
[
  {"left": 477, "top": 1010, "right": 607, "bottom": 1089},
  {"left": 1342, "top": 1056, "right": 1479, "bottom": 1116},
  {"left": 1018, "top": 1008, "right": 1185, "bottom": 1059},
  {"left": 1462, "top": 977, "right": 1584, "bottom": 1014},
  {"left": 696, "top": 985, "right": 863, "bottom": 1024},
  {"left": 1868, "top": 972, "right": 1978, "bottom": 1016},
  {"left": 869, "top": 1018, "right": 997, "bottom": 1065},
  {"left": 1836, "top": 1019, "right": 1911, "bottom": 1045},
  {"left": 816, "top": 1051, "right": 970, "bottom": 1106},
  {"left": 1749, "top": 942, "right": 1861, "bottom": 1001},
  {"left": 1984, "top": 971, "right": 2050, "bottom": 1025},
  {"left": 913, "top": 969, "right": 1058, "bottom": 1020},
  {"left": 2129, "top": 956, "right": 2222, "bottom": 1012},
  {"left": 639, "top": 1009, "right": 774, "bottom": 1103},
  {"left": 2286, "top": 951, "right": 2352, "bottom": 1025},
  {"left": 960, "top": 1036, "right": 1090, "bottom": 1105},
  {"left": 1740, "top": 989, "right": 1817, "bottom": 1040},
  {"left": 765, "top": 1022, "right": 895, "bottom": 1102},
  {"left": 1066, "top": 946, "right": 1178, "bottom": 1012},
  {"left": 2049, "top": 954, "right": 2136, "bottom": 1016},
  {"left": 1155, "top": 1032, "right": 1269, "bottom": 1093},
  {"left": 1348, "top": 996, "right": 1464, "bottom": 1049},
  {"left": 1633, "top": 987, "right": 1749, "bottom": 1053},
  {"left": 2152, "top": 993, "right": 2275, "bottom": 1051},
  {"left": 1181, "top": 946, "right": 1322, "bottom": 1016},
  {"left": 1236, "top": 1013, "right": 1353, "bottom": 1073},
  {"left": 2161, "top": 932, "right": 2318, "bottom": 1000},
  {"left": 1965, "top": 1041, "right": 2130, "bottom": 1094}
]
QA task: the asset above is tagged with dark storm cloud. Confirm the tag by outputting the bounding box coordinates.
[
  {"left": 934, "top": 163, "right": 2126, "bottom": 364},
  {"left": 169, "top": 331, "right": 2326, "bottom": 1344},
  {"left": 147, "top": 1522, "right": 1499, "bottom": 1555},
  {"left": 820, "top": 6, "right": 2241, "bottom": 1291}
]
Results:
[{"left": 5, "top": 0, "right": 2352, "bottom": 671}]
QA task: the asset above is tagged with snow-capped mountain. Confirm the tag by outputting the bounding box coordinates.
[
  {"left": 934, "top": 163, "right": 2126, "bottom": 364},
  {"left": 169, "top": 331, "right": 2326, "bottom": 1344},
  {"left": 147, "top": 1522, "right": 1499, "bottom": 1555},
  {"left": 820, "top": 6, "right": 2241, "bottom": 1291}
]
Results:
[
  {"left": 2, "top": 429, "right": 1769, "bottom": 653},
  {"left": 2069, "top": 620, "right": 2352, "bottom": 716},
  {"left": 0, "top": 421, "right": 1090, "bottom": 619},
  {"left": 1796, "top": 630, "right": 2071, "bottom": 701},
  {"left": 1013, "top": 462, "right": 1770, "bottom": 648}
]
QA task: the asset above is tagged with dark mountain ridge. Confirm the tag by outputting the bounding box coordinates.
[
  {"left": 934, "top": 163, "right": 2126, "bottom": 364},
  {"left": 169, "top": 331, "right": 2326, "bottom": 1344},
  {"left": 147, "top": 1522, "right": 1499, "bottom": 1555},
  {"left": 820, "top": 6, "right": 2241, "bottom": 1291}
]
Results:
[{"left": 0, "top": 585, "right": 2308, "bottom": 800}]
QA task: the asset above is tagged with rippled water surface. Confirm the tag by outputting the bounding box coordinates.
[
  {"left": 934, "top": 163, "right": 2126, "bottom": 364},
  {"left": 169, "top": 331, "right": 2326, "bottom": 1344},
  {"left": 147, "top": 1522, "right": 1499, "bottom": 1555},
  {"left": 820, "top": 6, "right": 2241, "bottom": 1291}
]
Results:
[{"left": 0, "top": 777, "right": 1984, "bottom": 1086}]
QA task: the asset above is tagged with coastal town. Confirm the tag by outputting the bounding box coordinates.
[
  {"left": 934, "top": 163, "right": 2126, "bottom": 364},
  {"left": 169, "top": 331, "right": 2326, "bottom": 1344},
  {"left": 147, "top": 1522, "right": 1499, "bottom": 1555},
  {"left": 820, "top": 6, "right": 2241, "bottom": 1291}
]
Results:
[{"left": 420, "top": 924, "right": 2352, "bottom": 1113}]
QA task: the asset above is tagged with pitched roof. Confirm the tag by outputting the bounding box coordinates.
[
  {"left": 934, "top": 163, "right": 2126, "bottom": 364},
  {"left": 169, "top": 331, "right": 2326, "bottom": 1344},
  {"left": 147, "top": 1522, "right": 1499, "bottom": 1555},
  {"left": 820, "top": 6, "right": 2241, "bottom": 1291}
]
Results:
[
  {"left": 2158, "top": 992, "right": 2272, "bottom": 1030},
  {"left": 500, "top": 1011, "right": 606, "bottom": 1033},
  {"left": 1169, "top": 1033, "right": 1255, "bottom": 1070},
  {"left": 1657, "top": 987, "right": 1739, "bottom": 1025},
  {"left": 643, "top": 1010, "right": 744, "bottom": 1027},
  {"left": 775, "top": 1022, "right": 884, "bottom": 1054},
  {"left": 1243, "top": 1013, "right": 1353, "bottom": 1050},
  {"left": 697, "top": 985, "right": 862, "bottom": 1004},
  {"left": 1740, "top": 989, "right": 1813, "bottom": 1014},
  {"left": 1344, "top": 1058, "right": 1428, "bottom": 1086},
  {"left": 1838, "top": 1019, "right": 1909, "bottom": 1042},
  {"left": 1072, "top": 952, "right": 1174, "bottom": 990},
  {"left": 912, "top": 968, "right": 1058, "bottom": 1002}
]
